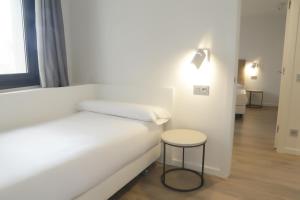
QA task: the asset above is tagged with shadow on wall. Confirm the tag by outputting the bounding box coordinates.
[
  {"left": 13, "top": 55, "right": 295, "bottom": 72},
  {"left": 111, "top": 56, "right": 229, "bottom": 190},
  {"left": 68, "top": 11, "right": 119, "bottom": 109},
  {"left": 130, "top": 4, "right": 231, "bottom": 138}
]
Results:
[{"left": 178, "top": 33, "right": 216, "bottom": 88}]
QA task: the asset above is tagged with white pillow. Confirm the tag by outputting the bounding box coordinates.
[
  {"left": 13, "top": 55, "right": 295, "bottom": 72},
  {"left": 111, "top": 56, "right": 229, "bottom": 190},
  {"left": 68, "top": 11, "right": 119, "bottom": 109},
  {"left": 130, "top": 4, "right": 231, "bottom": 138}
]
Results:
[{"left": 77, "top": 100, "right": 171, "bottom": 125}]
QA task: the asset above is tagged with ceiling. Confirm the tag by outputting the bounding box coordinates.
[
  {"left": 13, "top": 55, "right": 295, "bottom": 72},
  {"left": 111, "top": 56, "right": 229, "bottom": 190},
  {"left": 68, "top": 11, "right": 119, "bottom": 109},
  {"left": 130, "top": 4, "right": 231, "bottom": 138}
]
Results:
[{"left": 242, "top": 0, "right": 288, "bottom": 16}]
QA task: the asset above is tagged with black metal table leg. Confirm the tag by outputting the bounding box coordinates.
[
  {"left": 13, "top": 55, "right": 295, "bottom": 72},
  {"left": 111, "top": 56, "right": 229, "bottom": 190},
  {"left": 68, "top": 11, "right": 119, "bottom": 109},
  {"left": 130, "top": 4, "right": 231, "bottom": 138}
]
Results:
[
  {"left": 201, "top": 143, "right": 206, "bottom": 186},
  {"left": 161, "top": 142, "right": 206, "bottom": 192},
  {"left": 182, "top": 147, "right": 185, "bottom": 168},
  {"left": 162, "top": 142, "right": 166, "bottom": 183}
]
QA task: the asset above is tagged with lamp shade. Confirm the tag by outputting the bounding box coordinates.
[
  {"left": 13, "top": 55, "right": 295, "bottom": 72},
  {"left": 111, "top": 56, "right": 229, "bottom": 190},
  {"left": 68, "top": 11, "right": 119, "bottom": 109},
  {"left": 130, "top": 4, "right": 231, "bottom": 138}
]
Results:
[{"left": 192, "top": 49, "right": 210, "bottom": 69}]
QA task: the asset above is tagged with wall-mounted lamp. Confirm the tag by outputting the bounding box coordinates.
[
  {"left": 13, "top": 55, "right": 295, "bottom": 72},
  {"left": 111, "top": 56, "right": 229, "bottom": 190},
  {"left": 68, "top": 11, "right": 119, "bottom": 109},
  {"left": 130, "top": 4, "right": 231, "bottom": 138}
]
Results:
[
  {"left": 248, "top": 62, "right": 259, "bottom": 79},
  {"left": 192, "top": 48, "right": 210, "bottom": 69}
]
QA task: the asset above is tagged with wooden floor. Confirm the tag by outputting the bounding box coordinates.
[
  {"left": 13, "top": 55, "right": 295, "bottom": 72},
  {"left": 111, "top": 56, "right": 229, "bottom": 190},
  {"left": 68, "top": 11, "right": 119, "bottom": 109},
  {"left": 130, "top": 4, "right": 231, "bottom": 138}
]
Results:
[{"left": 111, "top": 107, "right": 300, "bottom": 200}]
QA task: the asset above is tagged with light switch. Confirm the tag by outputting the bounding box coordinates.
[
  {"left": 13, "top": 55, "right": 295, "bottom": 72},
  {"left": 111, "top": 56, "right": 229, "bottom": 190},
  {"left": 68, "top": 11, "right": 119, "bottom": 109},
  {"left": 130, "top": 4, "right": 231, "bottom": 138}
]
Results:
[{"left": 194, "top": 85, "right": 210, "bottom": 96}]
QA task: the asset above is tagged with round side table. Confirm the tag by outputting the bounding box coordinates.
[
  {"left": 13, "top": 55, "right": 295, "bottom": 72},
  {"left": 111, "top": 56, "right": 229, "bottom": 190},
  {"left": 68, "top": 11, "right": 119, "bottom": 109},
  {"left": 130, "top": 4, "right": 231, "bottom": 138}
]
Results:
[{"left": 161, "top": 129, "right": 207, "bottom": 192}]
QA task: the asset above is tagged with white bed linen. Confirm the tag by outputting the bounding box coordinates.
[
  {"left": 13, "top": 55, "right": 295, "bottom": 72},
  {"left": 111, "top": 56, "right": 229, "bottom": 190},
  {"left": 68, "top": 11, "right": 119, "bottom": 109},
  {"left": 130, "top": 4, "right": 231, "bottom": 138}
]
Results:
[
  {"left": 78, "top": 100, "right": 171, "bottom": 125},
  {"left": 0, "top": 112, "right": 162, "bottom": 200},
  {"left": 236, "top": 84, "right": 248, "bottom": 106}
]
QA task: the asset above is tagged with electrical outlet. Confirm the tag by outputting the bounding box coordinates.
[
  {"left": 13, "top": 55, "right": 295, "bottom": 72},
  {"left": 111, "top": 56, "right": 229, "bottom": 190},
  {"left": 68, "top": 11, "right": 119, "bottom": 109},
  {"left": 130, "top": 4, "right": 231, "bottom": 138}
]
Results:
[
  {"left": 290, "top": 129, "right": 299, "bottom": 137},
  {"left": 194, "top": 85, "right": 210, "bottom": 96},
  {"left": 296, "top": 74, "right": 300, "bottom": 82}
]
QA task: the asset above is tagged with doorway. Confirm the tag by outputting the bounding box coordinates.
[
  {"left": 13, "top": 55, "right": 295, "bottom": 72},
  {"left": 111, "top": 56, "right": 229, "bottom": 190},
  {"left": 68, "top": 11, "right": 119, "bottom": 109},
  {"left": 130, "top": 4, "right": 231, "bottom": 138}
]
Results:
[{"left": 229, "top": 1, "right": 300, "bottom": 198}]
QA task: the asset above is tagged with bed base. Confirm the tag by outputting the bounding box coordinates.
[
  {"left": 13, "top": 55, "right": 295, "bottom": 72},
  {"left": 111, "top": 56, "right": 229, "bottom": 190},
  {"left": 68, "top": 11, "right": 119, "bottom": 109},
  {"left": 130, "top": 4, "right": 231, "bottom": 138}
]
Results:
[
  {"left": 235, "top": 105, "right": 246, "bottom": 115},
  {"left": 74, "top": 144, "right": 161, "bottom": 200}
]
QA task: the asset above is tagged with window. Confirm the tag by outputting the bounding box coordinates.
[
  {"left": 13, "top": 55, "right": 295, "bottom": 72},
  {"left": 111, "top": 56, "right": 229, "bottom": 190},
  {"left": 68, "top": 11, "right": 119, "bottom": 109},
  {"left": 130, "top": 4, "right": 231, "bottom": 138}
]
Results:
[{"left": 0, "top": 0, "right": 39, "bottom": 89}]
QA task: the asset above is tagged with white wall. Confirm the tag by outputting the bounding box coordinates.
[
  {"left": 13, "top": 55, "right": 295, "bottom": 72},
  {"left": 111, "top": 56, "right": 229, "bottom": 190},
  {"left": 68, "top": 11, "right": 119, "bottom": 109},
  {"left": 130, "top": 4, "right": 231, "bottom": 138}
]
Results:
[
  {"left": 239, "top": 14, "right": 286, "bottom": 106},
  {"left": 66, "top": 0, "right": 241, "bottom": 177}
]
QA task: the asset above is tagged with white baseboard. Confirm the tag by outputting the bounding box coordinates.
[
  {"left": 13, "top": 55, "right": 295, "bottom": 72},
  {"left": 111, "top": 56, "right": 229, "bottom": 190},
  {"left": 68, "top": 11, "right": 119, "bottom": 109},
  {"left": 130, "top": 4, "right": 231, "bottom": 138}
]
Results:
[
  {"left": 157, "top": 158, "right": 224, "bottom": 178},
  {"left": 262, "top": 103, "right": 278, "bottom": 107},
  {"left": 277, "top": 147, "right": 300, "bottom": 156}
]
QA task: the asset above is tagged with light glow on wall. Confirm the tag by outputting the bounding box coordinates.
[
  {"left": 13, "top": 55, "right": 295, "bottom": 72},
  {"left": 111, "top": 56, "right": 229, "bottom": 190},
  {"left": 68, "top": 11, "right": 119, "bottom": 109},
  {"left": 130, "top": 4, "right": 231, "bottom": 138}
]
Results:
[{"left": 245, "top": 62, "right": 259, "bottom": 78}]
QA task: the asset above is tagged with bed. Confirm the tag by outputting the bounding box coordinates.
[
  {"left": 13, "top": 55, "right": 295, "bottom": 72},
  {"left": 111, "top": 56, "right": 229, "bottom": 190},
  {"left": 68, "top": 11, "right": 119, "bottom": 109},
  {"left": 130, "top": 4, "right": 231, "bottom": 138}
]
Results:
[
  {"left": 0, "top": 85, "right": 173, "bottom": 200},
  {"left": 0, "top": 110, "right": 164, "bottom": 200},
  {"left": 236, "top": 84, "right": 248, "bottom": 116}
]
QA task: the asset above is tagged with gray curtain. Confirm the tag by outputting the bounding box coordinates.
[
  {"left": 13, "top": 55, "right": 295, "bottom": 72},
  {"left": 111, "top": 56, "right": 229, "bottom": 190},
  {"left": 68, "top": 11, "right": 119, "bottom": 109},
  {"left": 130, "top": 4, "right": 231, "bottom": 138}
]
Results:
[{"left": 36, "top": 0, "right": 69, "bottom": 88}]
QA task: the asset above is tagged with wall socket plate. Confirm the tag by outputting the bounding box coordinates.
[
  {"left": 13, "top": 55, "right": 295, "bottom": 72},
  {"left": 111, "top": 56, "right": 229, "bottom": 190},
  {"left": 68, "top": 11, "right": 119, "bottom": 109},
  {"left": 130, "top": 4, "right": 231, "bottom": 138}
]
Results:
[
  {"left": 296, "top": 74, "right": 300, "bottom": 82},
  {"left": 290, "top": 129, "right": 299, "bottom": 137},
  {"left": 194, "top": 85, "right": 210, "bottom": 96}
]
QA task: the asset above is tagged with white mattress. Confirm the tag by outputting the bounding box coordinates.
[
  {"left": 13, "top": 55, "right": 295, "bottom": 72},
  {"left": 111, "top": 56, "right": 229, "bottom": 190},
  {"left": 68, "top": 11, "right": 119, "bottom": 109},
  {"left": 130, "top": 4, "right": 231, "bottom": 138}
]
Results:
[
  {"left": 0, "top": 112, "right": 162, "bottom": 200},
  {"left": 236, "top": 84, "right": 248, "bottom": 106}
]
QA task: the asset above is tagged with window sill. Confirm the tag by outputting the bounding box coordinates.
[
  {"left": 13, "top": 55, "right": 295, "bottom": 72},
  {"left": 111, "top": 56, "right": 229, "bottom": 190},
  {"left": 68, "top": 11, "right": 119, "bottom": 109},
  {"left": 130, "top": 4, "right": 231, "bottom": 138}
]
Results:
[{"left": 0, "top": 85, "right": 41, "bottom": 93}]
